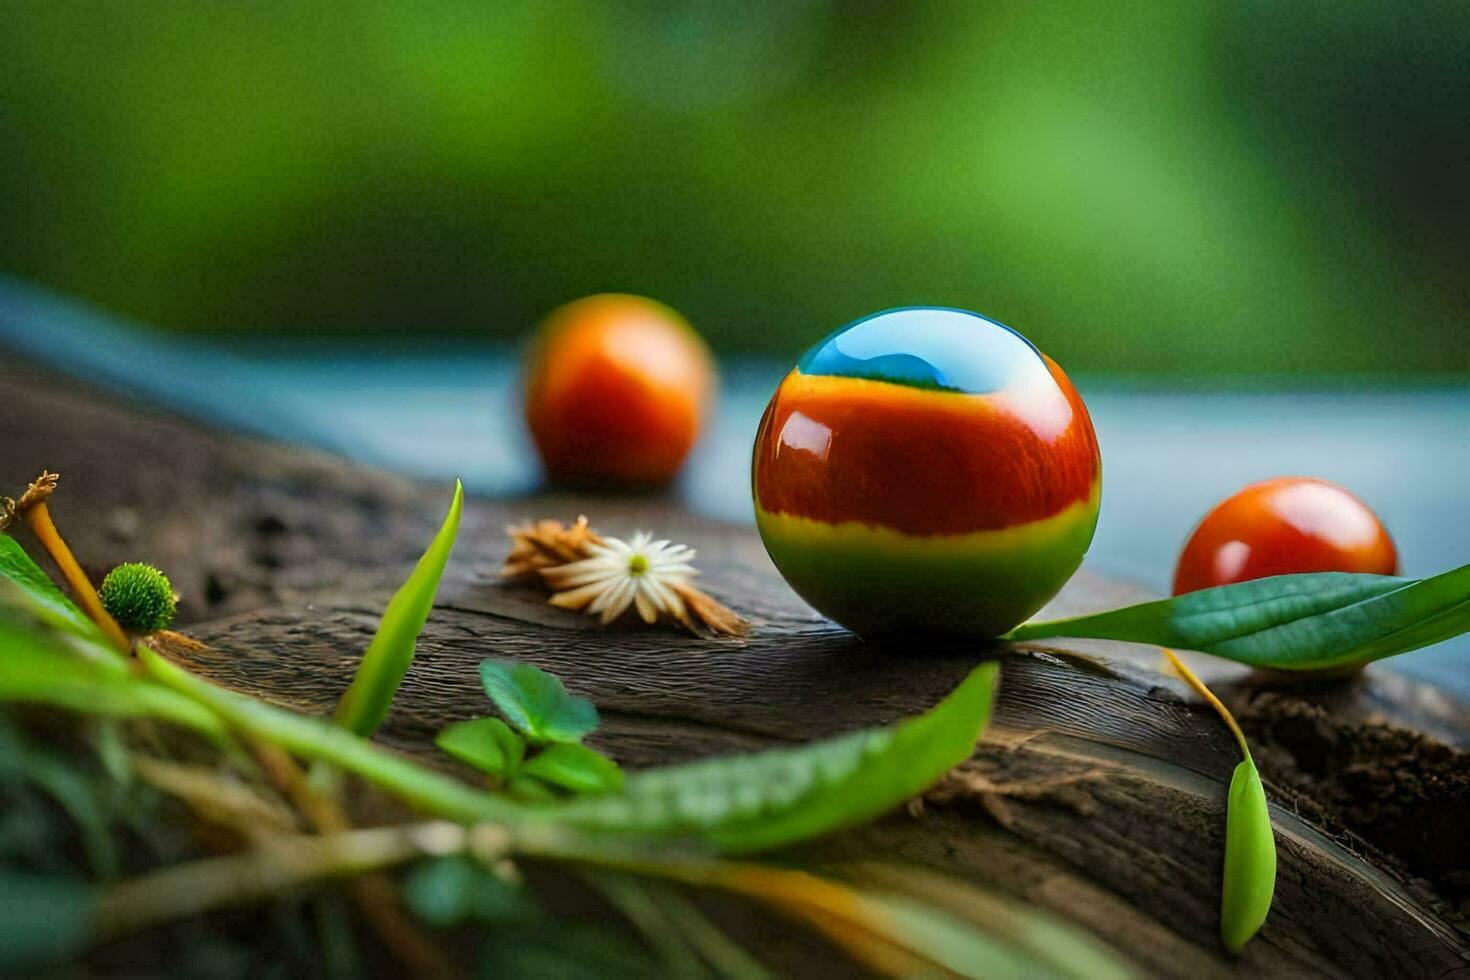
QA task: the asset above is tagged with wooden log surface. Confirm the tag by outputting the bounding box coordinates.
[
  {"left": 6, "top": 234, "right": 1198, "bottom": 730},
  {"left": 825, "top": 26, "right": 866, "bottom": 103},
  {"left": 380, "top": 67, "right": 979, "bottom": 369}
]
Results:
[{"left": 3, "top": 358, "right": 1468, "bottom": 977}]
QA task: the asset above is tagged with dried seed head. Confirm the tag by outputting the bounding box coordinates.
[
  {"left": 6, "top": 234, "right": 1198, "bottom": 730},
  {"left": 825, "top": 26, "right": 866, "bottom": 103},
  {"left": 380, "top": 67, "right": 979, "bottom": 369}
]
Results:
[{"left": 0, "top": 470, "right": 60, "bottom": 532}]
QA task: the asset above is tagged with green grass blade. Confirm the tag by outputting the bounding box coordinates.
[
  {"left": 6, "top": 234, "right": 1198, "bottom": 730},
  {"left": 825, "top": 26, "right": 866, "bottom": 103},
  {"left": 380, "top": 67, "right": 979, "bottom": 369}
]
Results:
[
  {"left": 550, "top": 662, "right": 999, "bottom": 852},
  {"left": 334, "top": 481, "right": 463, "bottom": 736},
  {"left": 1222, "top": 758, "right": 1275, "bottom": 953},
  {"left": 1005, "top": 565, "right": 1470, "bottom": 670}
]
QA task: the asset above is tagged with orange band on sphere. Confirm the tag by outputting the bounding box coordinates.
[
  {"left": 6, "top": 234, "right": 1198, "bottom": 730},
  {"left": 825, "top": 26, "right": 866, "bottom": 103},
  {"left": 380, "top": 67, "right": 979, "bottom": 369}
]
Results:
[{"left": 753, "top": 357, "right": 1100, "bottom": 536}]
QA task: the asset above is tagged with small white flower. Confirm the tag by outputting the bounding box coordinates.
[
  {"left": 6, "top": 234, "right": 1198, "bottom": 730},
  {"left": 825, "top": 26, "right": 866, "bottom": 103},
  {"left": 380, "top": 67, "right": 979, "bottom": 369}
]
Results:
[{"left": 541, "top": 531, "right": 699, "bottom": 626}]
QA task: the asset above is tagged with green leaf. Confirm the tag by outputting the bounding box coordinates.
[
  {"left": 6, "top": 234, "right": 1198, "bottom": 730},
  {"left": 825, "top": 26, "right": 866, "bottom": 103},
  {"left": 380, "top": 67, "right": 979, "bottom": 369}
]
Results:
[
  {"left": 403, "top": 856, "right": 538, "bottom": 928},
  {"left": 1222, "top": 757, "right": 1275, "bottom": 953},
  {"left": 479, "top": 660, "right": 598, "bottom": 745},
  {"left": 435, "top": 717, "right": 525, "bottom": 777},
  {"left": 1005, "top": 565, "right": 1470, "bottom": 670},
  {"left": 0, "top": 535, "right": 101, "bottom": 641},
  {"left": 550, "top": 662, "right": 998, "bottom": 853},
  {"left": 521, "top": 743, "right": 624, "bottom": 796},
  {"left": 334, "top": 481, "right": 463, "bottom": 736},
  {"left": 0, "top": 872, "right": 98, "bottom": 970}
]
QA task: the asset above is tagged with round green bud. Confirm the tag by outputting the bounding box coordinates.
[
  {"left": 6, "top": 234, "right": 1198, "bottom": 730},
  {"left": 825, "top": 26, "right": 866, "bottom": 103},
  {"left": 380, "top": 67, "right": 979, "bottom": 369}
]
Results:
[{"left": 98, "top": 563, "right": 177, "bottom": 634}]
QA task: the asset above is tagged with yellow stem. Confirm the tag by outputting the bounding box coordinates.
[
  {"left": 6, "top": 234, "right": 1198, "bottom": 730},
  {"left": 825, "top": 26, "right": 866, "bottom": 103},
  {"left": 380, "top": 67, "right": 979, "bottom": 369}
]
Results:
[
  {"left": 1162, "top": 648, "right": 1249, "bottom": 758},
  {"left": 25, "top": 502, "right": 130, "bottom": 654}
]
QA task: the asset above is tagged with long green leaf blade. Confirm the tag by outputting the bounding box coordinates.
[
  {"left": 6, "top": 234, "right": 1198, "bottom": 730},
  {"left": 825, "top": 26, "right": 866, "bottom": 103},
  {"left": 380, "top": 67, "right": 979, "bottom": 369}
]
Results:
[
  {"left": 550, "top": 662, "right": 999, "bottom": 852},
  {"left": 334, "top": 481, "right": 463, "bottom": 735},
  {"left": 1005, "top": 566, "right": 1470, "bottom": 670}
]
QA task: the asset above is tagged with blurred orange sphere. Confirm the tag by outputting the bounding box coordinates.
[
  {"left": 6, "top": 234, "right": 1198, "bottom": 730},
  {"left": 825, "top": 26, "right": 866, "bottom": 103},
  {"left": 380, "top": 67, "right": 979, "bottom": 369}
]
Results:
[
  {"left": 523, "top": 294, "right": 715, "bottom": 487},
  {"left": 1173, "top": 477, "right": 1398, "bottom": 595}
]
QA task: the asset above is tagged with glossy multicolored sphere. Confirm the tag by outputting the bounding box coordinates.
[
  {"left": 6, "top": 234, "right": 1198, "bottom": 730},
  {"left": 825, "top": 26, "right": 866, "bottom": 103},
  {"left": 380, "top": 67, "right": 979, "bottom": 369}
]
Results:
[
  {"left": 1173, "top": 477, "right": 1398, "bottom": 595},
  {"left": 752, "top": 308, "right": 1101, "bottom": 639}
]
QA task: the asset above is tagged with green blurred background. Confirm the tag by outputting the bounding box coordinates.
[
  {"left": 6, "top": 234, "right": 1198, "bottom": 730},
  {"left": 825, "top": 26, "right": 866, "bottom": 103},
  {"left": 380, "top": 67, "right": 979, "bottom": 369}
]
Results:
[{"left": 2, "top": 1, "right": 1466, "bottom": 374}]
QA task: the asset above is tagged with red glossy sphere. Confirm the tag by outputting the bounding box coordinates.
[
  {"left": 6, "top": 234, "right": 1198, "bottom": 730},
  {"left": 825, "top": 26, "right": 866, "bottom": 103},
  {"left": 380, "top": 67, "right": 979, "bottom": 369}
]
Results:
[{"left": 1172, "top": 477, "right": 1398, "bottom": 595}]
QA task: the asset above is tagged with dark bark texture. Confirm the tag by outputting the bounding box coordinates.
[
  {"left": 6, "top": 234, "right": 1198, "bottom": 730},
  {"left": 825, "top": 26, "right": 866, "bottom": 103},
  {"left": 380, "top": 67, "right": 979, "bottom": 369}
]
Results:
[{"left": 3, "top": 359, "right": 1467, "bottom": 977}]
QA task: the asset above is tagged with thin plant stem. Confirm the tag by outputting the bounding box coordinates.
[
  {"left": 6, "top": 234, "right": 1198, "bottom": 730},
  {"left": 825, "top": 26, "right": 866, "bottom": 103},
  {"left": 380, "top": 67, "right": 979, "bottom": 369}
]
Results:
[
  {"left": 25, "top": 501, "right": 130, "bottom": 654},
  {"left": 97, "top": 822, "right": 475, "bottom": 940},
  {"left": 1162, "top": 648, "right": 1249, "bottom": 755}
]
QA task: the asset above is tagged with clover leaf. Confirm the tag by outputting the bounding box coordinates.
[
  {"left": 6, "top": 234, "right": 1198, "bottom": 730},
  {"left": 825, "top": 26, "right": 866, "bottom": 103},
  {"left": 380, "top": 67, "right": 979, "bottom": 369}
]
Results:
[
  {"left": 434, "top": 717, "right": 525, "bottom": 777},
  {"left": 478, "top": 660, "right": 598, "bottom": 745}
]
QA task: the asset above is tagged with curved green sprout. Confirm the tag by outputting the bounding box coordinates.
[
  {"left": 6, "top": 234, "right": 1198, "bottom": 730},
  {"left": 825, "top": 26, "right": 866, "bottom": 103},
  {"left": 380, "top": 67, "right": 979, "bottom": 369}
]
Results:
[
  {"left": 1163, "top": 649, "right": 1275, "bottom": 952},
  {"left": 334, "top": 481, "right": 464, "bottom": 736},
  {"left": 98, "top": 563, "right": 177, "bottom": 634}
]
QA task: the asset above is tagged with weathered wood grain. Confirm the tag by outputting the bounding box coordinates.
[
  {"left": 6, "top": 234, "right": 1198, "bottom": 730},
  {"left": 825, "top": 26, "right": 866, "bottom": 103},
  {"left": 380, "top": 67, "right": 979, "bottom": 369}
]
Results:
[{"left": 4, "top": 358, "right": 1467, "bottom": 977}]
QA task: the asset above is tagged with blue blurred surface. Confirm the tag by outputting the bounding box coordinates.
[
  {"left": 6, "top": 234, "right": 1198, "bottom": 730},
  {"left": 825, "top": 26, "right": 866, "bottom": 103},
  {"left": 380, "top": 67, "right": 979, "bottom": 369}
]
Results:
[{"left": 3, "top": 279, "right": 1467, "bottom": 695}]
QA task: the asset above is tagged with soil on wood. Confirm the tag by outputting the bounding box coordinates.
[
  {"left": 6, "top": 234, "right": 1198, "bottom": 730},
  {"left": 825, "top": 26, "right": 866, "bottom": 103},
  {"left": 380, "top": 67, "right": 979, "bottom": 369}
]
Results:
[{"left": 1236, "top": 688, "right": 1470, "bottom": 924}]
